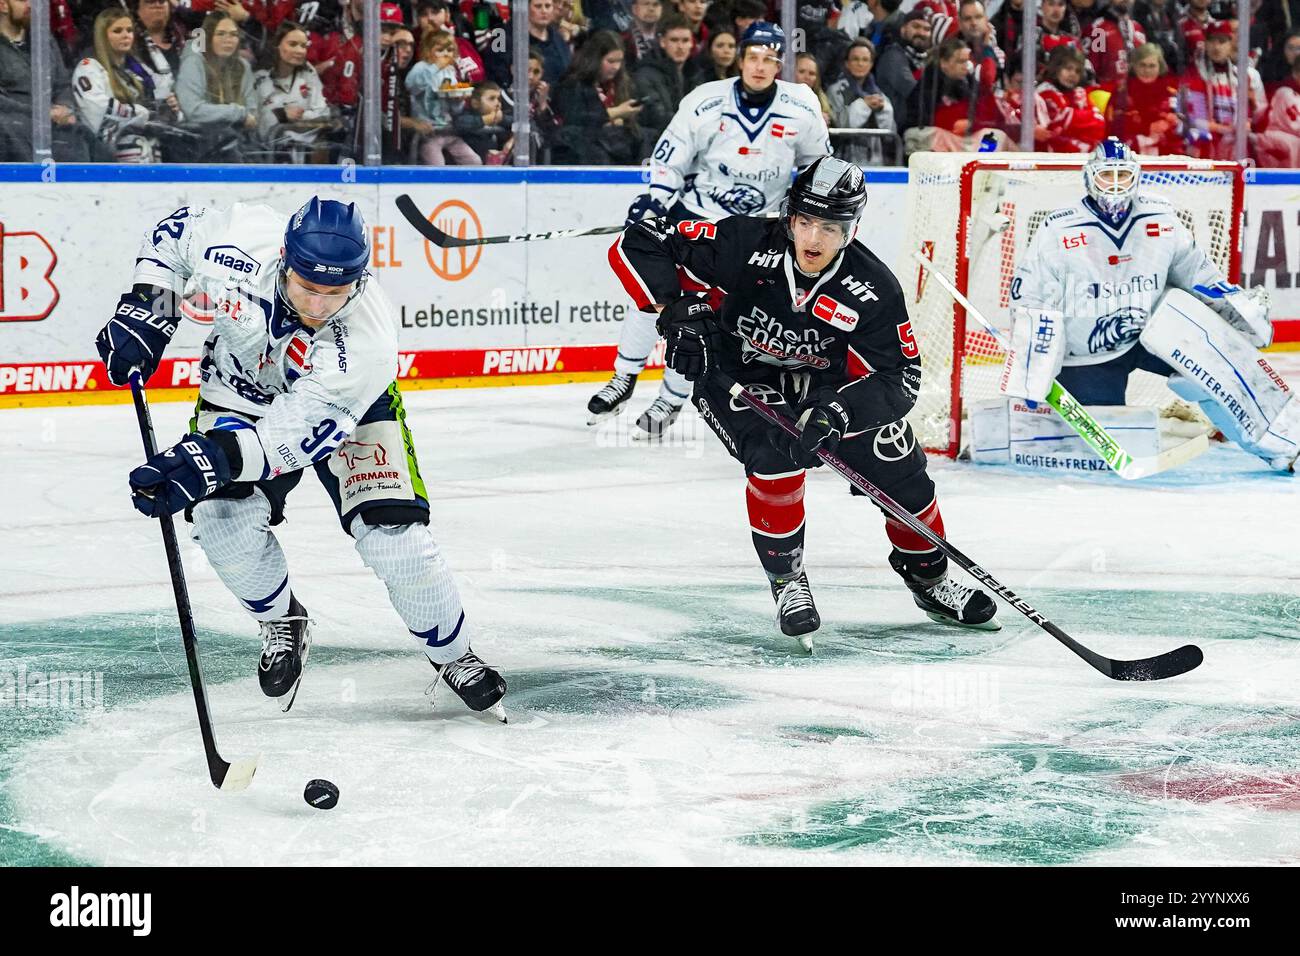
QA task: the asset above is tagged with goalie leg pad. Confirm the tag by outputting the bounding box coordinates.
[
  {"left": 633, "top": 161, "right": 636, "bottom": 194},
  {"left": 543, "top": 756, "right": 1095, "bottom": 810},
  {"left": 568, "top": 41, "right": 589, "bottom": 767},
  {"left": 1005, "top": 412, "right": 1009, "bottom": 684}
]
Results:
[
  {"left": 1142, "top": 289, "right": 1295, "bottom": 465},
  {"left": 1000, "top": 307, "right": 1065, "bottom": 402},
  {"left": 351, "top": 517, "right": 470, "bottom": 665}
]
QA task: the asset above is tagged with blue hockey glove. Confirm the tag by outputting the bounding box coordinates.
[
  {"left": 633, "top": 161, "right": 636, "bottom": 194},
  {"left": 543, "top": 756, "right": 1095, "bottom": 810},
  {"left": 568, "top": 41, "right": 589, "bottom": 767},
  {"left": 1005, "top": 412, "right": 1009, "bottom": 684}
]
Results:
[
  {"left": 129, "top": 432, "right": 233, "bottom": 517},
  {"left": 96, "top": 286, "right": 179, "bottom": 386}
]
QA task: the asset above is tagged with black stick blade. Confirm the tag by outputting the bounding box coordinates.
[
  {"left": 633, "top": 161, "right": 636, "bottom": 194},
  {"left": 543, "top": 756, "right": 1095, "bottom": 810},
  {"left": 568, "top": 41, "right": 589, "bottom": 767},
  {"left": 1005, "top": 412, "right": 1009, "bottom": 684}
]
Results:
[
  {"left": 395, "top": 194, "right": 457, "bottom": 247},
  {"left": 1107, "top": 643, "right": 1204, "bottom": 681}
]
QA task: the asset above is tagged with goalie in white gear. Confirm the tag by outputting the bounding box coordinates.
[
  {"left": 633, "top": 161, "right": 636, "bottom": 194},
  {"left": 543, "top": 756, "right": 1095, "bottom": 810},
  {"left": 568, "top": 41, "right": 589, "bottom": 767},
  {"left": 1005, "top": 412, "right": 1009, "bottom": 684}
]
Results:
[
  {"left": 94, "top": 198, "right": 508, "bottom": 718},
  {"left": 587, "top": 21, "right": 832, "bottom": 439},
  {"left": 1002, "top": 138, "right": 1298, "bottom": 472}
]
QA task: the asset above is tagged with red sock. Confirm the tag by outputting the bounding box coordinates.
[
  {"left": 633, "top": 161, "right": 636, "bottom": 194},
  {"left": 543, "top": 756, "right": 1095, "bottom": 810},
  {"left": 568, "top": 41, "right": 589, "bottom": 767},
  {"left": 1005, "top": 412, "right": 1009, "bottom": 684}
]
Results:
[{"left": 884, "top": 497, "right": 945, "bottom": 555}]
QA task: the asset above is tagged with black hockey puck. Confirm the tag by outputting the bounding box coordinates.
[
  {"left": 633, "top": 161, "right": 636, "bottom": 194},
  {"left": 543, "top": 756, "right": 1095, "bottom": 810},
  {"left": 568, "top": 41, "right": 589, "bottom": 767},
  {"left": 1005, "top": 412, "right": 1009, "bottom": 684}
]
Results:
[{"left": 304, "top": 778, "right": 339, "bottom": 810}]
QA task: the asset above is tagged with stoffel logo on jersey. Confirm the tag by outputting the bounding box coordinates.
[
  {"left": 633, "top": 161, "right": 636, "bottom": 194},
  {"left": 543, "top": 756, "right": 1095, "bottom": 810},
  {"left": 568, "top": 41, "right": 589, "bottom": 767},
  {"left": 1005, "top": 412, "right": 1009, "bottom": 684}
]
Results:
[{"left": 810, "top": 295, "right": 859, "bottom": 331}]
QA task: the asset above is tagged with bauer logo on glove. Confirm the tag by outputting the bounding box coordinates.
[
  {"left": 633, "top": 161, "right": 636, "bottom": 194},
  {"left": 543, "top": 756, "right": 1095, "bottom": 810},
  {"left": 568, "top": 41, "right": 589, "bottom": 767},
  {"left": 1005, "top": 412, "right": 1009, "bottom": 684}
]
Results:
[{"left": 129, "top": 432, "right": 233, "bottom": 517}]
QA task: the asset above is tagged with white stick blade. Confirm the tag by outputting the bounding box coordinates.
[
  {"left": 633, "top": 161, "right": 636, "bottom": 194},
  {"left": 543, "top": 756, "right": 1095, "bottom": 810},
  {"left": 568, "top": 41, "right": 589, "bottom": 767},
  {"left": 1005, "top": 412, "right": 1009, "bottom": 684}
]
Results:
[{"left": 219, "top": 756, "right": 260, "bottom": 792}]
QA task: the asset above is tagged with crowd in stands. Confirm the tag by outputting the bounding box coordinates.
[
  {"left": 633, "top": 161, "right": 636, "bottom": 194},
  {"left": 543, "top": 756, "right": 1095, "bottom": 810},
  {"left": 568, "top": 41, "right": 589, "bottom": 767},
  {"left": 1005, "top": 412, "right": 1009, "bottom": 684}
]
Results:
[{"left": 6, "top": 0, "right": 1300, "bottom": 165}]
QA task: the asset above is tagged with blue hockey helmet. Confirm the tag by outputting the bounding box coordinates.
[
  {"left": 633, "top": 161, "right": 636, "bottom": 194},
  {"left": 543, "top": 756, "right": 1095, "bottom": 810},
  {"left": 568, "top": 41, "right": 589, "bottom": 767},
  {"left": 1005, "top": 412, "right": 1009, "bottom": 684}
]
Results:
[
  {"left": 1083, "top": 138, "right": 1141, "bottom": 225},
  {"left": 283, "top": 198, "right": 369, "bottom": 286},
  {"left": 739, "top": 21, "right": 785, "bottom": 57}
]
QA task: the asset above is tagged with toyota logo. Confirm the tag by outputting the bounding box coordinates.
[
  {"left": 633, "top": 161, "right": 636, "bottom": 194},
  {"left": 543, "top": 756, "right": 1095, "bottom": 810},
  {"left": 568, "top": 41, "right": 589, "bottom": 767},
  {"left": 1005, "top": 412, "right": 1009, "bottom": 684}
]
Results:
[
  {"left": 872, "top": 420, "right": 915, "bottom": 462},
  {"left": 730, "top": 382, "right": 785, "bottom": 412}
]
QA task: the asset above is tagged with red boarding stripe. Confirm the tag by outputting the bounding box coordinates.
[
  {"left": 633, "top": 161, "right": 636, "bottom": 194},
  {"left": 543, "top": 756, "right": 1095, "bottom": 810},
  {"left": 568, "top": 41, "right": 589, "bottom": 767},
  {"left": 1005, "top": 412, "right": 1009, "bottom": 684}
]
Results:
[
  {"left": 746, "top": 472, "right": 806, "bottom": 537},
  {"left": 884, "top": 497, "right": 945, "bottom": 554}
]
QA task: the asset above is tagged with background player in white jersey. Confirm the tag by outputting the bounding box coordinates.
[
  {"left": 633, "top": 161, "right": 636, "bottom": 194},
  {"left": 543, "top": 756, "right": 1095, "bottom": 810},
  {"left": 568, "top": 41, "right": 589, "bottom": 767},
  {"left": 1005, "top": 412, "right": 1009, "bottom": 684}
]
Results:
[
  {"left": 587, "top": 22, "right": 831, "bottom": 438},
  {"left": 95, "top": 198, "right": 508, "bottom": 717},
  {"left": 1003, "top": 139, "right": 1300, "bottom": 472}
]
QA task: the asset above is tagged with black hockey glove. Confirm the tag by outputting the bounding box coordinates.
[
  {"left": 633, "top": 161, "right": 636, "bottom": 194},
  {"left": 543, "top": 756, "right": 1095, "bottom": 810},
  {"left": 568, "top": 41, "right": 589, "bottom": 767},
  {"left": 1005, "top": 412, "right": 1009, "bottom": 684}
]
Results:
[
  {"left": 96, "top": 285, "right": 180, "bottom": 386},
  {"left": 770, "top": 394, "right": 852, "bottom": 469},
  {"left": 657, "top": 295, "right": 723, "bottom": 382},
  {"left": 129, "top": 431, "right": 235, "bottom": 517},
  {"left": 626, "top": 190, "right": 671, "bottom": 225}
]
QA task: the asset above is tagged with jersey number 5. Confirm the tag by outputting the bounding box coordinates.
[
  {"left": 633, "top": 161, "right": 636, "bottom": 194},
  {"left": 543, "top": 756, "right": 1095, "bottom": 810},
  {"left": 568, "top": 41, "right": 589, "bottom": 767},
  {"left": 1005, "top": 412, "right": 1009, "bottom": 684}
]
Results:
[
  {"left": 677, "top": 221, "right": 716, "bottom": 241},
  {"left": 897, "top": 320, "right": 919, "bottom": 359}
]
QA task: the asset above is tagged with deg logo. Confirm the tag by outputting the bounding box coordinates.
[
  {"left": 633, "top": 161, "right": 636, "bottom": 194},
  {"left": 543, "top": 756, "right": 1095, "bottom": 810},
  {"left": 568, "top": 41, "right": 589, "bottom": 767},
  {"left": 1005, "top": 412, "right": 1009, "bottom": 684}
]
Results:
[
  {"left": 0, "top": 221, "right": 59, "bottom": 322},
  {"left": 422, "top": 200, "right": 483, "bottom": 281}
]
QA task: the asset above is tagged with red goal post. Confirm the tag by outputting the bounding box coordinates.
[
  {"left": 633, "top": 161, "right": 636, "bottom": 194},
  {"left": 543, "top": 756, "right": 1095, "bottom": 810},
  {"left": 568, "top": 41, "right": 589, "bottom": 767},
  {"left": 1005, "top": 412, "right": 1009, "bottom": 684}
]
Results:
[{"left": 898, "top": 153, "right": 1246, "bottom": 460}]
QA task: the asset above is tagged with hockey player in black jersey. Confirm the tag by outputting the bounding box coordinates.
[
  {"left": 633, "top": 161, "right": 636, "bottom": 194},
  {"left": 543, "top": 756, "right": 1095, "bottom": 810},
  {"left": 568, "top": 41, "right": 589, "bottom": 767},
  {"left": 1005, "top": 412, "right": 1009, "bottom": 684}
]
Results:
[{"left": 608, "top": 156, "right": 999, "bottom": 647}]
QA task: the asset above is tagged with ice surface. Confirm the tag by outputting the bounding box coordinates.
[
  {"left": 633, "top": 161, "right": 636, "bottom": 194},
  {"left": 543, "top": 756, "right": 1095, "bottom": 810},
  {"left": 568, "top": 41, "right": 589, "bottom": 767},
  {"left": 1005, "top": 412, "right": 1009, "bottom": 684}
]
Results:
[{"left": 2, "top": 371, "right": 1299, "bottom": 866}]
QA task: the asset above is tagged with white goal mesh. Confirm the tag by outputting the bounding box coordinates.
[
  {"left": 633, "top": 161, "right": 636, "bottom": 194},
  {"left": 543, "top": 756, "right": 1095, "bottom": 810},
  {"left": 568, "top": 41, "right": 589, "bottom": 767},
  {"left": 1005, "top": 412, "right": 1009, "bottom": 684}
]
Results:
[{"left": 896, "top": 152, "right": 1244, "bottom": 458}]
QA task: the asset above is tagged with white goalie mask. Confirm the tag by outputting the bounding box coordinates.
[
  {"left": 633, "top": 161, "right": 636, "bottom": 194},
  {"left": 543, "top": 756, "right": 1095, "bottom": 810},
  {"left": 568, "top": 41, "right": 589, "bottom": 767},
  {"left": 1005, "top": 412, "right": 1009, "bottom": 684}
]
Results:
[{"left": 1083, "top": 138, "right": 1141, "bottom": 224}]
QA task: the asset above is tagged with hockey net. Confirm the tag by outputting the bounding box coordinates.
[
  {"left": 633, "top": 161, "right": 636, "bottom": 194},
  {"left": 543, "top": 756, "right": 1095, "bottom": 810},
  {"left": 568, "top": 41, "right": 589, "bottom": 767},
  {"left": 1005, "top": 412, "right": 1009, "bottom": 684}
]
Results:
[{"left": 896, "top": 152, "right": 1245, "bottom": 458}]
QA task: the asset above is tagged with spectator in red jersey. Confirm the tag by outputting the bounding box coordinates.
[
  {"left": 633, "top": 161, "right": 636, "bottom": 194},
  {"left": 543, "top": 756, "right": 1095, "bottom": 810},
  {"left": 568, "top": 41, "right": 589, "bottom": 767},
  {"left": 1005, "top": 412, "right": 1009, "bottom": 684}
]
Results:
[
  {"left": 1179, "top": 0, "right": 1213, "bottom": 62},
  {"left": 958, "top": 0, "right": 1003, "bottom": 93},
  {"left": 903, "top": 35, "right": 1010, "bottom": 150},
  {"left": 1259, "top": 29, "right": 1300, "bottom": 166},
  {"left": 674, "top": 0, "right": 709, "bottom": 55},
  {"left": 1180, "top": 19, "right": 1265, "bottom": 159},
  {"left": 416, "top": 0, "right": 486, "bottom": 82},
  {"left": 307, "top": 0, "right": 362, "bottom": 110},
  {"left": 1035, "top": 43, "right": 1106, "bottom": 151},
  {"left": 1108, "top": 41, "right": 1181, "bottom": 153},
  {"left": 1087, "top": 0, "right": 1146, "bottom": 91},
  {"left": 49, "top": 0, "right": 77, "bottom": 65}
]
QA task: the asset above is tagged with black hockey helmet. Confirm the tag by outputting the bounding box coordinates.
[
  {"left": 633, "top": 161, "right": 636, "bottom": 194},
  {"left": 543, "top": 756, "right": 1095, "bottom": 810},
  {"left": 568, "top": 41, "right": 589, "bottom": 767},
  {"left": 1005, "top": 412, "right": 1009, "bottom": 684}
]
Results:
[{"left": 781, "top": 157, "right": 868, "bottom": 246}]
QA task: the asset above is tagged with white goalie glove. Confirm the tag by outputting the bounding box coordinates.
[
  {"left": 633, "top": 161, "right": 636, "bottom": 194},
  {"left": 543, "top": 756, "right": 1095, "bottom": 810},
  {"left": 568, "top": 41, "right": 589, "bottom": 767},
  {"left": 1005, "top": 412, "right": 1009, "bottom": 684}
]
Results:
[
  {"left": 1192, "top": 281, "right": 1273, "bottom": 349},
  {"left": 999, "top": 307, "right": 1066, "bottom": 402}
]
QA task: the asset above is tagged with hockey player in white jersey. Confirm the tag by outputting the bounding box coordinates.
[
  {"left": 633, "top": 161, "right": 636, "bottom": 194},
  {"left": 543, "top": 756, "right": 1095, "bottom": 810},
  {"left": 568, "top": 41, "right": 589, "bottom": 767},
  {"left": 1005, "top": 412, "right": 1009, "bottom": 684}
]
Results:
[
  {"left": 1004, "top": 138, "right": 1299, "bottom": 471},
  {"left": 95, "top": 198, "right": 508, "bottom": 717},
  {"left": 587, "top": 21, "right": 831, "bottom": 438}
]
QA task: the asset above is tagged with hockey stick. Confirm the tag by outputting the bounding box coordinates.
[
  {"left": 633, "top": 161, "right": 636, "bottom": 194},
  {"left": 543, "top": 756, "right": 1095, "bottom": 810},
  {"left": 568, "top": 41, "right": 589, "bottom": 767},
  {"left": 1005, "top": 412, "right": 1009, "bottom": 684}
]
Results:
[
  {"left": 715, "top": 370, "right": 1203, "bottom": 681},
  {"left": 128, "top": 372, "right": 259, "bottom": 792},
  {"left": 912, "top": 251, "right": 1209, "bottom": 479},
  {"left": 396, "top": 193, "right": 624, "bottom": 248}
]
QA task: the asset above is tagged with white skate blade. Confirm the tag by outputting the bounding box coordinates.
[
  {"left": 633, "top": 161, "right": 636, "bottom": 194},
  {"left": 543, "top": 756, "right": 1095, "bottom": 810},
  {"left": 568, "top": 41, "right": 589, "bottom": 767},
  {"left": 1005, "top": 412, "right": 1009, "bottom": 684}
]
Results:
[
  {"left": 219, "top": 755, "right": 260, "bottom": 792},
  {"left": 925, "top": 610, "right": 1003, "bottom": 632},
  {"left": 486, "top": 700, "right": 508, "bottom": 724},
  {"left": 587, "top": 403, "right": 630, "bottom": 426},
  {"left": 798, "top": 635, "right": 814, "bottom": 654}
]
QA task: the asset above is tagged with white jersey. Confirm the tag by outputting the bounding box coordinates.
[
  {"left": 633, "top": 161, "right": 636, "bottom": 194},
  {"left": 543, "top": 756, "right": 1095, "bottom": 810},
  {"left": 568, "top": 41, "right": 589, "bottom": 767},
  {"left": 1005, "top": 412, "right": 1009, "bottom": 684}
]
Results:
[
  {"left": 252, "top": 66, "right": 329, "bottom": 143},
  {"left": 72, "top": 58, "right": 158, "bottom": 164},
  {"left": 132, "top": 203, "right": 399, "bottom": 484},
  {"left": 1010, "top": 194, "right": 1225, "bottom": 366},
  {"left": 646, "top": 78, "right": 831, "bottom": 219}
]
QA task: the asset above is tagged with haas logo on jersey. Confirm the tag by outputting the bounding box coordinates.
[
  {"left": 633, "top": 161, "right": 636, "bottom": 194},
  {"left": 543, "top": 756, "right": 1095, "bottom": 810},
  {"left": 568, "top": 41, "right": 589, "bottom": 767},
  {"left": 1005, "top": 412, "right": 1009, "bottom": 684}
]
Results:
[
  {"left": 1087, "top": 307, "right": 1147, "bottom": 354},
  {"left": 810, "top": 295, "right": 859, "bottom": 331},
  {"left": 204, "top": 244, "right": 260, "bottom": 275}
]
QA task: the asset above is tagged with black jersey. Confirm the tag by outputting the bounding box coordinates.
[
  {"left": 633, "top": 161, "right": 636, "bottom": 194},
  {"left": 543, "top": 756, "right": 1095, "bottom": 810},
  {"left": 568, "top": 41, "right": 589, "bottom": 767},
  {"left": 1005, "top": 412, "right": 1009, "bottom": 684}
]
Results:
[{"left": 609, "top": 215, "right": 922, "bottom": 433}]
